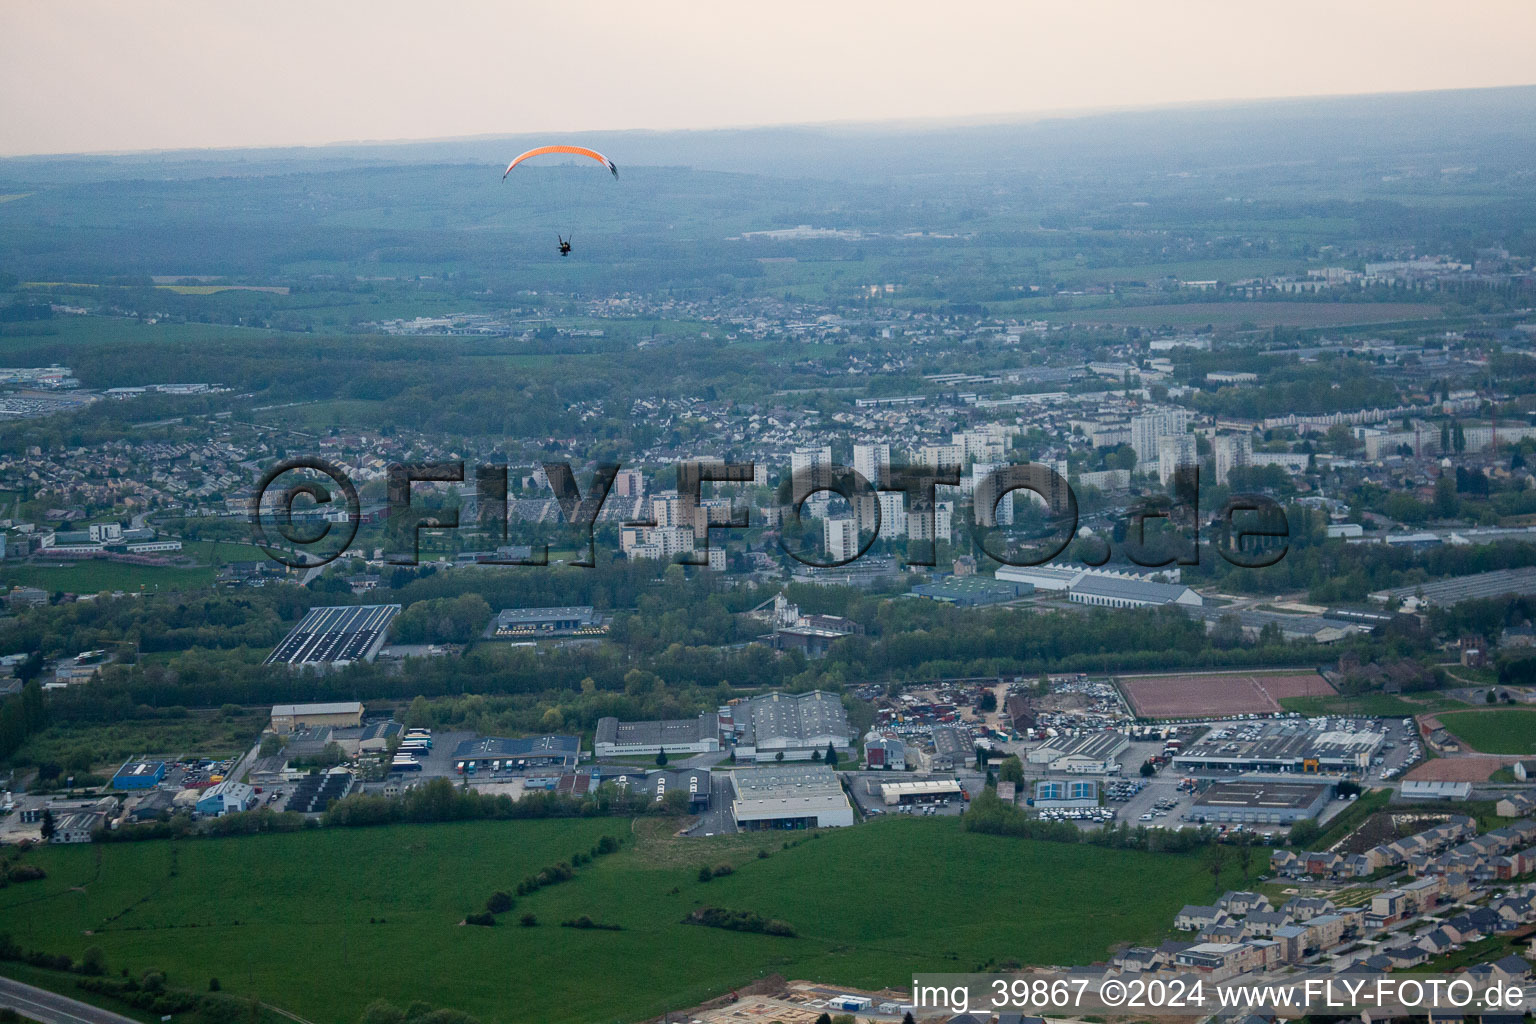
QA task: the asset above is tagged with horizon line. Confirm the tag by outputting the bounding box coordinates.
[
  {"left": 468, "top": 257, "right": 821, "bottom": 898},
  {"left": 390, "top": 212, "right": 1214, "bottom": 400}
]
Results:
[{"left": 4, "top": 82, "right": 1534, "bottom": 163}]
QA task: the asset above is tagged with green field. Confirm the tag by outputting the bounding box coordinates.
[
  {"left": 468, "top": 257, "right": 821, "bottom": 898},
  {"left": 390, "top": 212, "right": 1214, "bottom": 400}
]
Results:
[
  {"left": 0, "top": 816, "right": 1252, "bottom": 1024},
  {"left": 1436, "top": 708, "right": 1536, "bottom": 756},
  {"left": 0, "top": 540, "right": 273, "bottom": 596},
  {"left": 0, "top": 559, "right": 212, "bottom": 595},
  {"left": 8, "top": 707, "right": 265, "bottom": 774},
  {"left": 1279, "top": 692, "right": 1467, "bottom": 717}
]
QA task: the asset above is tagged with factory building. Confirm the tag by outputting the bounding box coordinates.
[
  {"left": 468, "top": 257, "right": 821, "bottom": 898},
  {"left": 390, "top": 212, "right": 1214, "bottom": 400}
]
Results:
[
  {"left": 727, "top": 690, "right": 853, "bottom": 763},
  {"left": 728, "top": 764, "right": 854, "bottom": 829},
  {"left": 1192, "top": 781, "right": 1333, "bottom": 824},
  {"left": 1026, "top": 730, "right": 1129, "bottom": 774},
  {"left": 594, "top": 713, "right": 721, "bottom": 758}
]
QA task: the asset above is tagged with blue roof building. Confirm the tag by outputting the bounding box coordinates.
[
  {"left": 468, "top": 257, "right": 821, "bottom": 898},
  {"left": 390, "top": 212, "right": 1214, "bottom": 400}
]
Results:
[{"left": 112, "top": 760, "right": 166, "bottom": 790}]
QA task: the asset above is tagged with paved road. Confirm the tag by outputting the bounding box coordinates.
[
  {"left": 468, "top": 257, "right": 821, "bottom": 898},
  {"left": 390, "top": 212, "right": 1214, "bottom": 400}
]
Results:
[{"left": 0, "top": 975, "right": 140, "bottom": 1024}]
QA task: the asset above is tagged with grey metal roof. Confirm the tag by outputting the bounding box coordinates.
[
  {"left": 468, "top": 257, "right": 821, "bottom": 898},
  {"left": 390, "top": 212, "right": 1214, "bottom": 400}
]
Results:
[
  {"left": 1376, "top": 566, "right": 1536, "bottom": 606},
  {"left": 738, "top": 690, "right": 851, "bottom": 746},
  {"left": 1070, "top": 574, "right": 1195, "bottom": 603},
  {"left": 595, "top": 712, "right": 718, "bottom": 748}
]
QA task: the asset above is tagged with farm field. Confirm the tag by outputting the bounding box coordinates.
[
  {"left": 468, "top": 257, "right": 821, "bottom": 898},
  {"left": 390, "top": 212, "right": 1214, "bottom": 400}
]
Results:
[
  {"left": 1434, "top": 708, "right": 1536, "bottom": 756},
  {"left": 1119, "top": 670, "right": 1334, "bottom": 719},
  {"left": 0, "top": 816, "right": 1252, "bottom": 1024}
]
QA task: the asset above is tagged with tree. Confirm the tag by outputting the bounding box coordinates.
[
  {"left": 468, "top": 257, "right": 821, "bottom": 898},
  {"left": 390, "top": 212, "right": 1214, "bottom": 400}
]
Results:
[
  {"left": 209, "top": 978, "right": 222, "bottom": 992},
  {"left": 1236, "top": 833, "right": 1255, "bottom": 876},
  {"left": 1140, "top": 760, "right": 1156, "bottom": 778},
  {"left": 698, "top": 864, "right": 713, "bottom": 883},
  {"left": 1486, "top": 689, "right": 1498, "bottom": 704},
  {"left": 519, "top": 913, "right": 537, "bottom": 927},
  {"left": 39, "top": 808, "right": 55, "bottom": 841},
  {"left": 824, "top": 742, "right": 838, "bottom": 768},
  {"left": 998, "top": 755, "right": 1024, "bottom": 786},
  {"left": 655, "top": 747, "right": 668, "bottom": 767},
  {"left": 1434, "top": 475, "right": 1460, "bottom": 519},
  {"left": 1288, "top": 818, "right": 1322, "bottom": 848},
  {"left": 1206, "top": 842, "right": 1226, "bottom": 890},
  {"left": 485, "top": 891, "right": 513, "bottom": 914},
  {"left": 80, "top": 946, "right": 105, "bottom": 975},
  {"left": 359, "top": 1001, "right": 407, "bottom": 1024}
]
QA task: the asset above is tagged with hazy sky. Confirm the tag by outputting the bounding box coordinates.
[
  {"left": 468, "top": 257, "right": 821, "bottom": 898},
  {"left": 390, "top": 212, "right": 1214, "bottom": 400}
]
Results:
[{"left": 3, "top": 0, "right": 1534, "bottom": 157}]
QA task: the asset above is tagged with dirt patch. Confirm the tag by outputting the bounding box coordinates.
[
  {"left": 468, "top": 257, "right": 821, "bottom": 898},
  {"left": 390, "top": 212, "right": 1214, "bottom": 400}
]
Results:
[
  {"left": 1118, "top": 671, "right": 1335, "bottom": 719},
  {"left": 1334, "top": 810, "right": 1453, "bottom": 854},
  {"left": 1404, "top": 756, "right": 1518, "bottom": 782}
]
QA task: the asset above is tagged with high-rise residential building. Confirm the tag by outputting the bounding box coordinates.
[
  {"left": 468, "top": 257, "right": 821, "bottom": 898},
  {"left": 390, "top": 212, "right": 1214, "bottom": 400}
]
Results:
[
  {"left": 790, "top": 445, "right": 833, "bottom": 482},
  {"left": 1132, "top": 407, "right": 1191, "bottom": 466},
  {"left": 1213, "top": 434, "right": 1254, "bottom": 486},
  {"left": 972, "top": 462, "right": 1014, "bottom": 526},
  {"left": 953, "top": 428, "right": 1005, "bottom": 464},
  {"left": 911, "top": 501, "right": 954, "bottom": 543},
  {"left": 614, "top": 467, "right": 645, "bottom": 499},
  {"left": 824, "top": 517, "right": 859, "bottom": 563},
  {"left": 1158, "top": 434, "right": 1199, "bottom": 486},
  {"left": 877, "top": 491, "right": 906, "bottom": 539},
  {"left": 919, "top": 443, "right": 964, "bottom": 474},
  {"left": 853, "top": 442, "right": 890, "bottom": 489}
]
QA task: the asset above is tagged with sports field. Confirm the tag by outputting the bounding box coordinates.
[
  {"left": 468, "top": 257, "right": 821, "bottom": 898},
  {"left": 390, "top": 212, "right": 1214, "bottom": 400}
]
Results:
[
  {"left": 1119, "top": 670, "right": 1335, "bottom": 719},
  {"left": 1434, "top": 708, "right": 1536, "bottom": 756},
  {"left": 0, "top": 816, "right": 1252, "bottom": 1024}
]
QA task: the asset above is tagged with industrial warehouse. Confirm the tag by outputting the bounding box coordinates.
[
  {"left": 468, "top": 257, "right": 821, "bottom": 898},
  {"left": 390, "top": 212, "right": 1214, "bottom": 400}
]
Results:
[
  {"left": 451, "top": 735, "right": 582, "bottom": 772},
  {"left": 593, "top": 712, "right": 721, "bottom": 757},
  {"left": 725, "top": 690, "right": 854, "bottom": 762},
  {"left": 1170, "top": 721, "right": 1385, "bottom": 774},
  {"left": 728, "top": 764, "right": 854, "bottom": 829},
  {"left": 269, "top": 701, "right": 365, "bottom": 733},
  {"left": 1191, "top": 780, "right": 1334, "bottom": 824}
]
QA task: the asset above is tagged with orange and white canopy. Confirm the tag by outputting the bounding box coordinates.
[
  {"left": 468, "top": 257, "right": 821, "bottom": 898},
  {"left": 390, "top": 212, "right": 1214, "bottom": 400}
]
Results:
[{"left": 502, "top": 145, "right": 618, "bottom": 180}]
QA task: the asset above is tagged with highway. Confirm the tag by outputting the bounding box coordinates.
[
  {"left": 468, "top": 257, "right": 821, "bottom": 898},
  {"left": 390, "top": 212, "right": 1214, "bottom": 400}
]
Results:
[{"left": 0, "top": 975, "right": 141, "bottom": 1024}]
